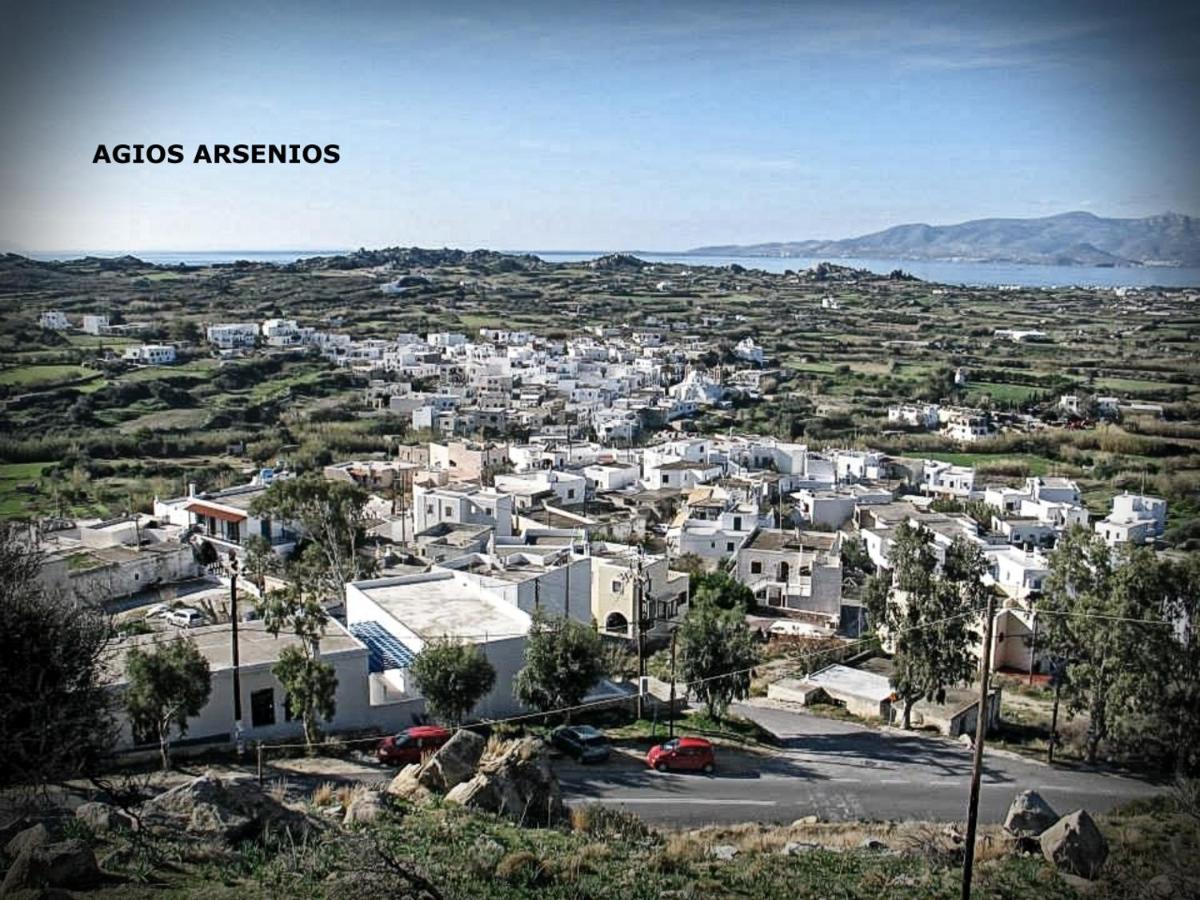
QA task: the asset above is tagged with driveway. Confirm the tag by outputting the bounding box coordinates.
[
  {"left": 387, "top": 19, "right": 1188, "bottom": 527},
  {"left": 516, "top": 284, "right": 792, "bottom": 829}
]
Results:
[{"left": 555, "top": 702, "right": 1162, "bottom": 827}]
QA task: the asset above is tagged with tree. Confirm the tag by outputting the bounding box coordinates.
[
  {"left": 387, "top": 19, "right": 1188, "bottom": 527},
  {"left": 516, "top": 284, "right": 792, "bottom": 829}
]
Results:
[
  {"left": 514, "top": 610, "right": 604, "bottom": 721},
  {"left": 0, "top": 524, "right": 117, "bottom": 789},
  {"left": 273, "top": 645, "right": 337, "bottom": 744},
  {"left": 242, "top": 534, "right": 275, "bottom": 594},
  {"left": 677, "top": 600, "right": 759, "bottom": 720},
  {"left": 690, "top": 570, "right": 755, "bottom": 611},
  {"left": 1039, "top": 527, "right": 1118, "bottom": 765},
  {"left": 124, "top": 637, "right": 212, "bottom": 770},
  {"left": 258, "top": 565, "right": 338, "bottom": 749},
  {"left": 866, "top": 525, "right": 983, "bottom": 729},
  {"left": 249, "top": 473, "right": 371, "bottom": 605},
  {"left": 1041, "top": 529, "right": 1190, "bottom": 768},
  {"left": 410, "top": 638, "right": 497, "bottom": 725}
]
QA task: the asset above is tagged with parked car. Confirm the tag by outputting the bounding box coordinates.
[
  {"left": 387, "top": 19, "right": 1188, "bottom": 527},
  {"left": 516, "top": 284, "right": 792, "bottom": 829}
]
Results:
[
  {"left": 376, "top": 725, "right": 452, "bottom": 766},
  {"left": 550, "top": 725, "right": 611, "bottom": 763},
  {"left": 164, "top": 608, "right": 205, "bottom": 628},
  {"left": 143, "top": 603, "right": 171, "bottom": 620},
  {"left": 646, "top": 736, "right": 715, "bottom": 774}
]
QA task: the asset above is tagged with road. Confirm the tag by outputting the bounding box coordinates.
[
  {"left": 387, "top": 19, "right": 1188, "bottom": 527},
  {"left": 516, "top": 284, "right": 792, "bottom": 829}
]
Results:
[{"left": 556, "top": 702, "right": 1162, "bottom": 827}]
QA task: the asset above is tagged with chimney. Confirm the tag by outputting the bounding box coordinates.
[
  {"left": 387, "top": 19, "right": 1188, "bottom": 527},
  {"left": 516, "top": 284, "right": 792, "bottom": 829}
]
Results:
[{"left": 187, "top": 482, "right": 197, "bottom": 498}]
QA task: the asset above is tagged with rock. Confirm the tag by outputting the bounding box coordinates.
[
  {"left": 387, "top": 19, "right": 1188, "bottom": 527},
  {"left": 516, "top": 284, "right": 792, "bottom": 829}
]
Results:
[
  {"left": 138, "top": 770, "right": 309, "bottom": 844},
  {"left": 386, "top": 763, "right": 433, "bottom": 803},
  {"left": 343, "top": 792, "right": 385, "bottom": 826},
  {"left": 780, "top": 841, "right": 819, "bottom": 855},
  {"left": 5, "top": 822, "right": 51, "bottom": 857},
  {"left": 1004, "top": 790, "right": 1059, "bottom": 838},
  {"left": 417, "top": 729, "right": 486, "bottom": 793},
  {"left": 1039, "top": 810, "right": 1108, "bottom": 879},
  {"left": 791, "top": 815, "right": 819, "bottom": 826},
  {"left": 445, "top": 737, "right": 564, "bottom": 825},
  {"left": 0, "top": 839, "right": 100, "bottom": 894},
  {"left": 75, "top": 801, "right": 136, "bottom": 833},
  {"left": 859, "top": 838, "right": 889, "bottom": 851},
  {"left": 0, "top": 817, "right": 33, "bottom": 848},
  {"left": 958, "top": 733, "right": 973, "bottom": 748},
  {"left": 709, "top": 844, "right": 739, "bottom": 860}
]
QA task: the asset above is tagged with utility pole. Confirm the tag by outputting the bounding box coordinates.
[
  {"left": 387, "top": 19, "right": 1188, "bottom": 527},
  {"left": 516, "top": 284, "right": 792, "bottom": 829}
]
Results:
[
  {"left": 961, "top": 590, "right": 996, "bottom": 900},
  {"left": 634, "top": 556, "right": 648, "bottom": 721},
  {"left": 668, "top": 628, "right": 677, "bottom": 739},
  {"left": 228, "top": 551, "right": 244, "bottom": 756}
]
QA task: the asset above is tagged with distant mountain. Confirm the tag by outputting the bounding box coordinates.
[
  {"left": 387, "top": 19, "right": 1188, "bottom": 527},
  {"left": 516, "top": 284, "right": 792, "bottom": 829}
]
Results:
[{"left": 688, "top": 212, "right": 1200, "bottom": 267}]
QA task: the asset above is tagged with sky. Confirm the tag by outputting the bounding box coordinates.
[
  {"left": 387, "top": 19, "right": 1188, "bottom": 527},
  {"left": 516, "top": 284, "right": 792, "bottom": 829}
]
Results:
[{"left": 0, "top": 0, "right": 1197, "bottom": 252}]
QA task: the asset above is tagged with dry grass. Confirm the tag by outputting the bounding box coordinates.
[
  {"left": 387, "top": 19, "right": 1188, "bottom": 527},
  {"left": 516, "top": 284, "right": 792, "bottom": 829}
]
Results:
[
  {"left": 336, "top": 782, "right": 369, "bottom": 808},
  {"left": 267, "top": 777, "right": 289, "bottom": 803},
  {"left": 310, "top": 781, "right": 337, "bottom": 807}
]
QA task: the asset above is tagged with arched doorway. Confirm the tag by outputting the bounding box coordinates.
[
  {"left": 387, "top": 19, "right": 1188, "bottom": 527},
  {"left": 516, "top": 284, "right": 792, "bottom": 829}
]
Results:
[{"left": 605, "top": 612, "right": 629, "bottom": 635}]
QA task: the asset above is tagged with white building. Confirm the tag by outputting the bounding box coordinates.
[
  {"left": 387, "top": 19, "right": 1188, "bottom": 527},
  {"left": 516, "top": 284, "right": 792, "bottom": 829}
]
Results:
[
  {"left": 122, "top": 344, "right": 177, "bottom": 365},
  {"left": 82, "top": 314, "right": 110, "bottom": 335},
  {"left": 39, "top": 310, "right": 70, "bottom": 330},
  {"left": 261, "top": 318, "right": 302, "bottom": 347},
  {"left": 734, "top": 337, "right": 765, "bottom": 365},
  {"left": 921, "top": 460, "right": 976, "bottom": 498},
  {"left": 207, "top": 322, "right": 259, "bottom": 349},
  {"left": 412, "top": 483, "right": 514, "bottom": 537},
  {"left": 735, "top": 529, "right": 843, "bottom": 619},
  {"left": 1095, "top": 493, "right": 1167, "bottom": 546},
  {"left": 887, "top": 404, "right": 940, "bottom": 429},
  {"left": 346, "top": 572, "right": 532, "bottom": 720}
]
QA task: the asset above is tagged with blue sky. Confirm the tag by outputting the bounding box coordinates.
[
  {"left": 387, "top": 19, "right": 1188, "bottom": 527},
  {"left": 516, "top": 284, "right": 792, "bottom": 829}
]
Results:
[{"left": 1, "top": 0, "right": 1196, "bottom": 251}]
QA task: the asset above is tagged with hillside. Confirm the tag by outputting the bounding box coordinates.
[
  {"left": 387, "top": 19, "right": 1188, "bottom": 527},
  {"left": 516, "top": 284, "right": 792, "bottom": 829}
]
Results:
[{"left": 689, "top": 211, "right": 1200, "bottom": 267}]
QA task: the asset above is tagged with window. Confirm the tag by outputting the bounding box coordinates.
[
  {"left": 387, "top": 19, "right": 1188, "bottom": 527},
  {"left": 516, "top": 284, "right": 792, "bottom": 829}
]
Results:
[
  {"left": 567, "top": 489, "right": 576, "bottom": 499},
  {"left": 726, "top": 542, "right": 735, "bottom": 553},
  {"left": 750, "top": 561, "right": 762, "bottom": 575},
  {"left": 662, "top": 474, "right": 671, "bottom": 485},
  {"left": 444, "top": 505, "right": 453, "bottom": 518},
  {"left": 611, "top": 580, "right": 622, "bottom": 593},
  {"left": 250, "top": 688, "right": 276, "bottom": 727}
]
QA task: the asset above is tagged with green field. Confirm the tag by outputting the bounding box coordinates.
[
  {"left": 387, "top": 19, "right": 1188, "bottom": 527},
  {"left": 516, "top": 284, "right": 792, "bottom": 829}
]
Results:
[
  {"left": 0, "top": 364, "right": 96, "bottom": 388},
  {"left": 922, "top": 451, "right": 1058, "bottom": 477},
  {"left": 964, "top": 381, "right": 1043, "bottom": 404},
  {"left": 0, "top": 462, "right": 52, "bottom": 517}
]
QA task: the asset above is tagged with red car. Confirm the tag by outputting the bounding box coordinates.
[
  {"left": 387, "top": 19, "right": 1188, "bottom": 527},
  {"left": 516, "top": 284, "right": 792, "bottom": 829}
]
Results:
[
  {"left": 376, "top": 725, "right": 451, "bottom": 765},
  {"left": 646, "top": 736, "right": 715, "bottom": 774}
]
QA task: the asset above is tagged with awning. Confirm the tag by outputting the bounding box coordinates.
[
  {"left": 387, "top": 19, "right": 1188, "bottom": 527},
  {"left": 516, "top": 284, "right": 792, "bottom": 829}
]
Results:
[{"left": 186, "top": 501, "right": 246, "bottom": 523}]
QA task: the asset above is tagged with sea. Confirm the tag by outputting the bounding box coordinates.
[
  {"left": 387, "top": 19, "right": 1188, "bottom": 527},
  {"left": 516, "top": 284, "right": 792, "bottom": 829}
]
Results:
[{"left": 20, "top": 249, "right": 1200, "bottom": 290}]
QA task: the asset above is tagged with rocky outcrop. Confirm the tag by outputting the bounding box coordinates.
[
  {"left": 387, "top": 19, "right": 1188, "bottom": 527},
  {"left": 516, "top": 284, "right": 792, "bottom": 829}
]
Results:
[
  {"left": 1003, "top": 790, "right": 1059, "bottom": 838},
  {"left": 386, "top": 763, "right": 433, "bottom": 803},
  {"left": 76, "top": 801, "right": 136, "bottom": 833},
  {"left": 4, "top": 822, "right": 51, "bottom": 857},
  {"left": 418, "top": 729, "right": 486, "bottom": 793},
  {"left": 137, "top": 771, "right": 309, "bottom": 844},
  {"left": 445, "top": 737, "right": 564, "bottom": 826},
  {"left": 1, "top": 838, "right": 100, "bottom": 894},
  {"left": 1039, "top": 809, "right": 1108, "bottom": 879}
]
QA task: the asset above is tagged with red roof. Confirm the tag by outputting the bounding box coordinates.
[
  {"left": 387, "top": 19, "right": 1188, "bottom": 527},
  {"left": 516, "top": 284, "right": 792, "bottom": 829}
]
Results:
[{"left": 185, "top": 501, "right": 246, "bottom": 523}]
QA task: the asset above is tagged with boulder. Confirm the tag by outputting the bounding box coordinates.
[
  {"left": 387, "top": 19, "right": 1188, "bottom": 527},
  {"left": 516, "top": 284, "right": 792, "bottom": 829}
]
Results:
[
  {"left": 75, "top": 801, "right": 136, "bottom": 833},
  {"left": 5, "top": 822, "right": 51, "bottom": 857},
  {"left": 343, "top": 791, "right": 385, "bottom": 826},
  {"left": 1039, "top": 810, "right": 1108, "bottom": 879},
  {"left": 417, "top": 729, "right": 486, "bottom": 793},
  {"left": 386, "top": 763, "right": 434, "bottom": 803},
  {"left": 859, "top": 838, "right": 889, "bottom": 852},
  {"left": 1004, "top": 790, "right": 1059, "bottom": 838},
  {"left": 138, "top": 770, "right": 309, "bottom": 844},
  {"left": 791, "top": 815, "right": 819, "bottom": 826},
  {"left": 0, "top": 839, "right": 100, "bottom": 894},
  {"left": 445, "top": 737, "right": 564, "bottom": 826},
  {"left": 708, "top": 844, "right": 739, "bottom": 861},
  {"left": 780, "top": 841, "right": 819, "bottom": 856}
]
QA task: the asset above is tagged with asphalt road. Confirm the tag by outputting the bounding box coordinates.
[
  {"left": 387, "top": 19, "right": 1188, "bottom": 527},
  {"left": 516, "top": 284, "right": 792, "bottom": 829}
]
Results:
[{"left": 556, "top": 702, "right": 1162, "bottom": 827}]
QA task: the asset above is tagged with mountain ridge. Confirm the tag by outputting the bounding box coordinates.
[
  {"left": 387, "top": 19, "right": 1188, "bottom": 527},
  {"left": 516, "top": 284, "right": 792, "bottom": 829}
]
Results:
[{"left": 688, "top": 211, "right": 1200, "bottom": 267}]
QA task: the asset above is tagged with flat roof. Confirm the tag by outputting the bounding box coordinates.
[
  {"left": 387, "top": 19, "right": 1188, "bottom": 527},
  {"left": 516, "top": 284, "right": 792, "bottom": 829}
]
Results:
[
  {"left": 801, "top": 664, "right": 893, "bottom": 702},
  {"left": 743, "top": 529, "right": 837, "bottom": 553},
  {"left": 353, "top": 575, "right": 530, "bottom": 641},
  {"left": 105, "top": 619, "right": 363, "bottom": 683}
]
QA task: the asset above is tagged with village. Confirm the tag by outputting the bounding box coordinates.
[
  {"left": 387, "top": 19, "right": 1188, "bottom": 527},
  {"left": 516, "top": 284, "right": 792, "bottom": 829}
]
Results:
[{"left": 25, "top": 310, "right": 1172, "bottom": 755}]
